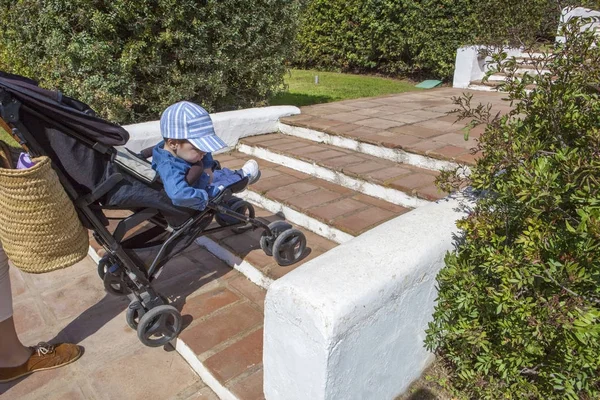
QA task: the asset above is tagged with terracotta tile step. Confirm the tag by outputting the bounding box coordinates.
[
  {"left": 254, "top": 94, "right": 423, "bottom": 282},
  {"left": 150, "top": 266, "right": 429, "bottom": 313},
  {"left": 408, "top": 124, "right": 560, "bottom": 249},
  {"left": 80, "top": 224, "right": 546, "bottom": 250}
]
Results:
[
  {"left": 278, "top": 89, "right": 510, "bottom": 166},
  {"left": 205, "top": 205, "right": 338, "bottom": 281},
  {"left": 150, "top": 243, "right": 267, "bottom": 400},
  {"left": 238, "top": 133, "right": 448, "bottom": 202},
  {"left": 218, "top": 151, "right": 413, "bottom": 236}
]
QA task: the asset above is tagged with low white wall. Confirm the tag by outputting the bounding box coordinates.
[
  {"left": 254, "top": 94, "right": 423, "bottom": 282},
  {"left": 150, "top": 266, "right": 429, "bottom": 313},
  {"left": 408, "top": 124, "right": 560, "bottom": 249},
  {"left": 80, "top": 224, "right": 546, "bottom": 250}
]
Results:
[
  {"left": 122, "top": 106, "right": 300, "bottom": 153},
  {"left": 263, "top": 195, "right": 473, "bottom": 400},
  {"left": 556, "top": 6, "right": 600, "bottom": 43},
  {"left": 453, "top": 46, "right": 525, "bottom": 89}
]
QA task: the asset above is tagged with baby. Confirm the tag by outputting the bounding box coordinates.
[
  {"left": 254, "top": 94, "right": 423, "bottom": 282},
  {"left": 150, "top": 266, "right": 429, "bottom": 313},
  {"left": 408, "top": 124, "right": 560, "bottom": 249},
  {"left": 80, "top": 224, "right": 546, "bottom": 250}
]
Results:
[{"left": 151, "top": 101, "right": 259, "bottom": 210}]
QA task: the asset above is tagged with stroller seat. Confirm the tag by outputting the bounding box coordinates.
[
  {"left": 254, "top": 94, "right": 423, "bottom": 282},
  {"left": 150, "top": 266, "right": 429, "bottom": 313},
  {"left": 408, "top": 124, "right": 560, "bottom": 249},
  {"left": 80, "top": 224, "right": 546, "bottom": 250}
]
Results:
[{"left": 0, "top": 70, "right": 307, "bottom": 347}]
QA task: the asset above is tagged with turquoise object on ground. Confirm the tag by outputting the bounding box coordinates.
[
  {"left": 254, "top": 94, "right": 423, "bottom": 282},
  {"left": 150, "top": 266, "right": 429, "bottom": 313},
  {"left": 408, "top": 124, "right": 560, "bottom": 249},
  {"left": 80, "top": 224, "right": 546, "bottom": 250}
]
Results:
[{"left": 415, "top": 80, "right": 443, "bottom": 89}]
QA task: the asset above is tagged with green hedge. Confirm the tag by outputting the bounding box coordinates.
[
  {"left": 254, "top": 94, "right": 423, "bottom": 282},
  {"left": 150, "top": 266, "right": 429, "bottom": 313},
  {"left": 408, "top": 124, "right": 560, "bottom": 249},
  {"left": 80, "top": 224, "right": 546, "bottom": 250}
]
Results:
[
  {"left": 0, "top": 0, "right": 301, "bottom": 123},
  {"left": 293, "top": 1, "right": 596, "bottom": 80},
  {"left": 294, "top": 0, "right": 476, "bottom": 80}
]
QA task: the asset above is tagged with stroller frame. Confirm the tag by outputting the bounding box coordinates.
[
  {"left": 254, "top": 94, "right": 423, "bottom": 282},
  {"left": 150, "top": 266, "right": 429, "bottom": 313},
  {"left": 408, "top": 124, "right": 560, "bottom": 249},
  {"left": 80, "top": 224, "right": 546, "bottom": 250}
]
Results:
[{"left": 0, "top": 74, "right": 307, "bottom": 347}]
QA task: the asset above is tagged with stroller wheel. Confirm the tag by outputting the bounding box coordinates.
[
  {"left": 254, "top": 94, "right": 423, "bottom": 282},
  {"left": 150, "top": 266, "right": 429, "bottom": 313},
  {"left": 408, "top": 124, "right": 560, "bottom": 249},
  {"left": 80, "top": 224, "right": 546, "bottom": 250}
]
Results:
[
  {"left": 103, "top": 267, "right": 132, "bottom": 296},
  {"left": 97, "top": 255, "right": 111, "bottom": 280},
  {"left": 126, "top": 301, "right": 146, "bottom": 330},
  {"left": 215, "top": 196, "right": 242, "bottom": 227},
  {"left": 260, "top": 220, "right": 293, "bottom": 256},
  {"left": 272, "top": 228, "right": 307, "bottom": 266},
  {"left": 137, "top": 305, "right": 182, "bottom": 347},
  {"left": 230, "top": 200, "right": 256, "bottom": 234}
]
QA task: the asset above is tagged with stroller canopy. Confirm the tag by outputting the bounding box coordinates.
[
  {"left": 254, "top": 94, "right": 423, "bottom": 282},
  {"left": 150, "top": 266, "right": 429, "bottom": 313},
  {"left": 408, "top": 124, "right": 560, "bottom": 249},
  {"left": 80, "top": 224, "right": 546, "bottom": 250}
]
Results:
[{"left": 0, "top": 71, "right": 129, "bottom": 147}]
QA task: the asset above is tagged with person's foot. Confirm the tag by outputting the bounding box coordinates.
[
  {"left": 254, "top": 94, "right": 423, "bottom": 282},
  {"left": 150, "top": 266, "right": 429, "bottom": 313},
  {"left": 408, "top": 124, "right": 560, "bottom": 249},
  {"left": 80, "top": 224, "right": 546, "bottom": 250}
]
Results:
[
  {"left": 241, "top": 159, "right": 260, "bottom": 184},
  {"left": 0, "top": 342, "right": 82, "bottom": 383}
]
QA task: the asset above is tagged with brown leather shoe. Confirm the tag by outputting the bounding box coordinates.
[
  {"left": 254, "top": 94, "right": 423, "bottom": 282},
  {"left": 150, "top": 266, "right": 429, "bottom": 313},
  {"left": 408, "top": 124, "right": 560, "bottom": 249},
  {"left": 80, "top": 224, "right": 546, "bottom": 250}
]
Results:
[{"left": 0, "top": 342, "right": 82, "bottom": 383}]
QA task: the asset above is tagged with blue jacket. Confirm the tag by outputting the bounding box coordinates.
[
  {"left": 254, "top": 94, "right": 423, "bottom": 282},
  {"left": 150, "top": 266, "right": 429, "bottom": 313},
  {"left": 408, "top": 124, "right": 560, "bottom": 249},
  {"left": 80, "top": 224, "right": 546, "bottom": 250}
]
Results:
[
  {"left": 152, "top": 141, "right": 245, "bottom": 210},
  {"left": 151, "top": 141, "right": 214, "bottom": 210}
]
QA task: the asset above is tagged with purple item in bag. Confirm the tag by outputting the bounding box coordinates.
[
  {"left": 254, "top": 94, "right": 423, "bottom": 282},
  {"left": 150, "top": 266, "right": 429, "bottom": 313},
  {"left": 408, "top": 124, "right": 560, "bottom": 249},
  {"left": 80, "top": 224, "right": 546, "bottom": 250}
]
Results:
[{"left": 16, "top": 152, "right": 35, "bottom": 169}]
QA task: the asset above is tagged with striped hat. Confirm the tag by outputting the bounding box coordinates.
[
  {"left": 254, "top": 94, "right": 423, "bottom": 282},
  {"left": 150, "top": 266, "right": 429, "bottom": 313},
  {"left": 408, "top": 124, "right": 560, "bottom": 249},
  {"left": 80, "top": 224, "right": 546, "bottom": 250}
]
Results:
[{"left": 160, "top": 101, "right": 227, "bottom": 153}]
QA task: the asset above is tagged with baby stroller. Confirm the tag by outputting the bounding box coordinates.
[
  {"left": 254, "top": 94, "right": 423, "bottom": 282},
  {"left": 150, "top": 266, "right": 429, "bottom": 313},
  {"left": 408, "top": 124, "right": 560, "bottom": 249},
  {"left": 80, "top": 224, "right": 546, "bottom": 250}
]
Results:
[{"left": 0, "top": 71, "right": 307, "bottom": 347}]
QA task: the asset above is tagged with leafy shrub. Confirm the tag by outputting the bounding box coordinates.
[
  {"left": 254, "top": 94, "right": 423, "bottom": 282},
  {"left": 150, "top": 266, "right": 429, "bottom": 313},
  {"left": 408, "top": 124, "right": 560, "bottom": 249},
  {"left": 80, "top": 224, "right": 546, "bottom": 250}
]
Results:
[
  {"left": 425, "top": 18, "right": 600, "bottom": 399},
  {"left": 0, "top": 0, "right": 301, "bottom": 123}
]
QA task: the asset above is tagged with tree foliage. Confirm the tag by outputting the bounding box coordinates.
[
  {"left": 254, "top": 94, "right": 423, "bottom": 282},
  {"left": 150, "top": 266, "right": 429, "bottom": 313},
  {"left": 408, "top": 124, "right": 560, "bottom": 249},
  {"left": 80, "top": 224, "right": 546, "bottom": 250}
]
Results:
[{"left": 0, "top": 0, "right": 302, "bottom": 123}]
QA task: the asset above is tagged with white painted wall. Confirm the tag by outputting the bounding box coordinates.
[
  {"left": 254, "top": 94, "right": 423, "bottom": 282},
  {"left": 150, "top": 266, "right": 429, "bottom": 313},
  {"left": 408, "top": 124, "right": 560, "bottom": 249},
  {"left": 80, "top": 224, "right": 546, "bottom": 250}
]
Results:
[
  {"left": 556, "top": 6, "right": 600, "bottom": 43},
  {"left": 122, "top": 106, "right": 300, "bottom": 153},
  {"left": 263, "top": 195, "right": 473, "bottom": 400}
]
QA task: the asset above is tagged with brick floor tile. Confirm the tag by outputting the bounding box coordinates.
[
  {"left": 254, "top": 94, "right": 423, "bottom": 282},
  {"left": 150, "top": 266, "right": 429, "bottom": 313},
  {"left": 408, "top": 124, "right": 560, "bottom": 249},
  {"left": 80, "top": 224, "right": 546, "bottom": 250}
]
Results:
[
  {"left": 272, "top": 166, "right": 309, "bottom": 180},
  {"left": 240, "top": 133, "right": 281, "bottom": 145},
  {"left": 287, "top": 188, "right": 345, "bottom": 209},
  {"left": 204, "top": 328, "right": 263, "bottom": 382},
  {"left": 301, "top": 117, "right": 345, "bottom": 130},
  {"left": 379, "top": 113, "right": 429, "bottom": 124},
  {"left": 228, "top": 275, "right": 267, "bottom": 309},
  {"left": 310, "top": 198, "right": 369, "bottom": 221},
  {"left": 308, "top": 149, "right": 350, "bottom": 161},
  {"left": 180, "top": 302, "right": 263, "bottom": 355},
  {"left": 388, "top": 124, "right": 445, "bottom": 139},
  {"left": 341, "top": 100, "right": 381, "bottom": 109},
  {"left": 413, "top": 119, "right": 459, "bottom": 133},
  {"left": 432, "top": 132, "right": 477, "bottom": 149},
  {"left": 405, "top": 109, "right": 447, "bottom": 120},
  {"left": 251, "top": 173, "right": 300, "bottom": 193},
  {"left": 181, "top": 287, "right": 240, "bottom": 320},
  {"left": 353, "top": 108, "right": 394, "bottom": 117},
  {"left": 41, "top": 272, "right": 114, "bottom": 321},
  {"left": 370, "top": 133, "right": 422, "bottom": 149},
  {"left": 257, "top": 168, "right": 282, "bottom": 179},
  {"left": 89, "top": 345, "right": 198, "bottom": 400},
  {"left": 351, "top": 194, "right": 410, "bottom": 214},
  {"left": 63, "top": 301, "right": 141, "bottom": 373},
  {"left": 0, "top": 362, "right": 74, "bottom": 399},
  {"left": 267, "top": 181, "right": 320, "bottom": 201},
  {"left": 182, "top": 385, "right": 221, "bottom": 400},
  {"left": 13, "top": 300, "right": 46, "bottom": 337},
  {"left": 324, "top": 123, "right": 361, "bottom": 134},
  {"left": 353, "top": 118, "right": 404, "bottom": 130},
  {"left": 228, "top": 368, "right": 265, "bottom": 400},
  {"left": 286, "top": 144, "right": 329, "bottom": 156},
  {"left": 343, "top": 160, "right": 387, "bottom": 174},
  {"left": 324, "top": 154, "right": 367, "bottom": 168},
  {"left": 268, "top": 140, "right": 312, "bottom": 152},
  {"left": 280, "top": 114, "right": 316, "bottom": 123},
  {"left": 22, "top": 256, "right": 95, "bottom": 294},
  {"left": 342, "top": 126, "right": 380, "bottom": 139},
  {"left": 429, "top": 145, "right": 469, "bottom": 160},
  {"left": 404, "top": 139, "right": 446, "bottom": 154},
  {"left": 313, "top": 179, "right": 355, "bottom": 195},
  {"left": 245, "top": 249, "right": 277, "bottom": 276},
  {"left": 456, "top": 151, "right": 480, "bottom": 165},
  {"left": 417, "top": 184, "right": 448, "bottom": 201},
  {"left": 325, "top": 112, "right": 371, "bottom": 123},
  {"left": 391, "top": 173, "right": 437, "bottom": 192},
  {"left": 365, "top": 165, "right": 414, "bottom": 182},
  {"left": 335, "top": 207, "right": 397, "bottom": 235}
]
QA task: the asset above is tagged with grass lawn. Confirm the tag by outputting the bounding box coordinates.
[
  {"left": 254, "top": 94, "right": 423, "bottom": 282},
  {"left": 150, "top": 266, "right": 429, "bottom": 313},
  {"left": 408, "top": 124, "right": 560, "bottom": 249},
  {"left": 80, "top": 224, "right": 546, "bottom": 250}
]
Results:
[{"left": 269, "top": 69, "right": 420, "bottom": 107}]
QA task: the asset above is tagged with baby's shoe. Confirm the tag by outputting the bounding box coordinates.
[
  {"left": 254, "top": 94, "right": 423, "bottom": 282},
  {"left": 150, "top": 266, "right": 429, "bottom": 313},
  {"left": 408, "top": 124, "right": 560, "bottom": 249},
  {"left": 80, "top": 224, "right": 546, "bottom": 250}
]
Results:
[{"left": 241, "top": 159, "right": 261, "bottom": 184}]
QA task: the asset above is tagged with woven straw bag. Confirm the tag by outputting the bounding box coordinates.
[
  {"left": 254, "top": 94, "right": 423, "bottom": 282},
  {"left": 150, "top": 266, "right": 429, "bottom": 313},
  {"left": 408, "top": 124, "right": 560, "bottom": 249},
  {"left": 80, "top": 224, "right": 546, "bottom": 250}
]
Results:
[{"left": 0, "top": 152, "right": 89, "bottom": 273}]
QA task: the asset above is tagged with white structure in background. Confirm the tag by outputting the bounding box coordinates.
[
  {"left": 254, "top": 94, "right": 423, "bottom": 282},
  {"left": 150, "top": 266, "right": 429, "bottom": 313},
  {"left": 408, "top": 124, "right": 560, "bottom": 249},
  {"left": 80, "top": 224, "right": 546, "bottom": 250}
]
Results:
[
  {"left": 453, "top": 6, "right": 600, "bottom": 90},
  {"left": 263, "top": 195, "right": 474, "bottom": 400},
  {"left": 556, "top": 6, "right": 600, "bottom": 43}
]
